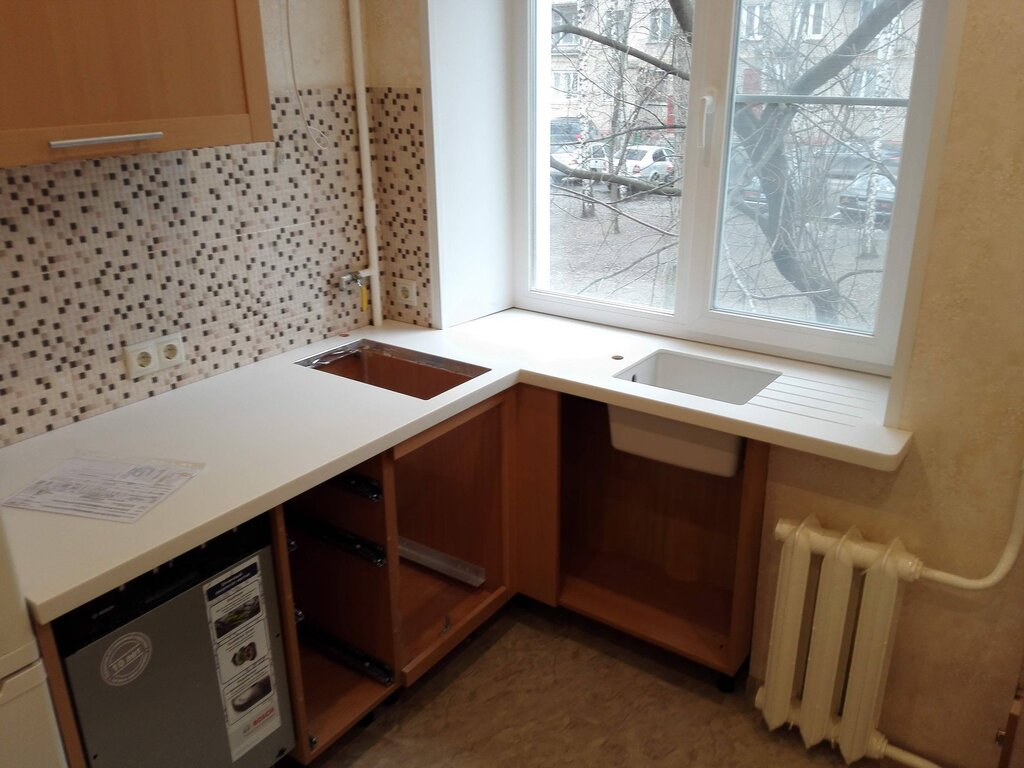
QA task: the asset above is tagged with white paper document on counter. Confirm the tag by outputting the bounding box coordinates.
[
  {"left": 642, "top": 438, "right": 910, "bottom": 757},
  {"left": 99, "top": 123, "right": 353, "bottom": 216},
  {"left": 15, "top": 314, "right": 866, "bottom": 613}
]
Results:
[{"left": 2, "top": 457, "right": 202, "bottom": 523}]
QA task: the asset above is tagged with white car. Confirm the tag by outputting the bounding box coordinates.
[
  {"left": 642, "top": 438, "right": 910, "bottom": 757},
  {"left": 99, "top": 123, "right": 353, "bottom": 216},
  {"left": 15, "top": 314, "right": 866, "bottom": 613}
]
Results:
[
  {"left": 550, "top": 143, "right": 609, "bottom": 184},
  {"left": 612, "top": 145, "right": 675, "bottom": 183}
]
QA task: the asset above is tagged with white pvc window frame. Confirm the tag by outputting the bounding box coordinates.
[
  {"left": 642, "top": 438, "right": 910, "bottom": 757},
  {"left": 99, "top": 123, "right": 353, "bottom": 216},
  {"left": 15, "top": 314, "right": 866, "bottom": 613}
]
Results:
[{"left": 521, "top": 0, "right": 952, "bottom": 375}]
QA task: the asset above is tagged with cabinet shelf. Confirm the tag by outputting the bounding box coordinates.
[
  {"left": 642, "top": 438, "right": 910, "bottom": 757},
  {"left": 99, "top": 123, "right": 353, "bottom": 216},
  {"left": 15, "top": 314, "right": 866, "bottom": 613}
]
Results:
[
  {"left": 559, "top": 550, "right": 733, "bottom": 672},
  {"left": 297, "top": 644, "right": 397, "bottom": 761},
  {"left": 398, "top": 561, "right": 507, "bottom": 685}
]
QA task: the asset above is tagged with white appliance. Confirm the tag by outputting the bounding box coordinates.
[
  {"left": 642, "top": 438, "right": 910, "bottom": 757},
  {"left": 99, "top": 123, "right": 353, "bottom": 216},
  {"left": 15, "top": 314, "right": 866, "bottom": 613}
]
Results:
[{"left": 0, "top": 518, "right": 67, "bottom": 768}]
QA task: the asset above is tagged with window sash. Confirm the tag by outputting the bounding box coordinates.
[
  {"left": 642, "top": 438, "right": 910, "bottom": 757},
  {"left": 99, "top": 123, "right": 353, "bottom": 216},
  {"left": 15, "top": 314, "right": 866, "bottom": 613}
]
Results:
[{"left": 524, "top": 0, "right": 950, "bottom": 374}]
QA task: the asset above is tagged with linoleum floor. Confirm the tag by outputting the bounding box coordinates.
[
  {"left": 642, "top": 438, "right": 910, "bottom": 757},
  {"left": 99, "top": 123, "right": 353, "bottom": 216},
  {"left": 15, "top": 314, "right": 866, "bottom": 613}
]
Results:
[{"left": 307, "top": 598, "right": 844, "bottom": 767}]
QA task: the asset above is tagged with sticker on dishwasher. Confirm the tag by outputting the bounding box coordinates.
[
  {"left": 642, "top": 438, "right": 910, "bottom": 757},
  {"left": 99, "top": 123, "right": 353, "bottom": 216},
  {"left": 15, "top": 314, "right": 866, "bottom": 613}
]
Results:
[
  {"left": 99, "top": 631, "right": 152, "bottom": 686},
  {"left": 203, "top": 554, "right": 282, "bottom": 762}
]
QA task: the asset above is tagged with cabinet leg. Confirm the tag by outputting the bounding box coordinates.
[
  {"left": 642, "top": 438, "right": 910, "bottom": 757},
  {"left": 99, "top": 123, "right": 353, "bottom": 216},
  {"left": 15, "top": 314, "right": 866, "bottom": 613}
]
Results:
[
  {"left": 357, "top": 710, "right": 376, "bottom": 728},
  {"left": 715, "top": 658, "right": 749, "bottom": 694}
]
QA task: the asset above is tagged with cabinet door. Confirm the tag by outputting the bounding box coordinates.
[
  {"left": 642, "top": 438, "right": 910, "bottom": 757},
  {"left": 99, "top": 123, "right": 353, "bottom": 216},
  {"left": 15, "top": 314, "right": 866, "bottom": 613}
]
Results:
[{"left": 0, "top": 0, "right": 272, "bottom": 167}]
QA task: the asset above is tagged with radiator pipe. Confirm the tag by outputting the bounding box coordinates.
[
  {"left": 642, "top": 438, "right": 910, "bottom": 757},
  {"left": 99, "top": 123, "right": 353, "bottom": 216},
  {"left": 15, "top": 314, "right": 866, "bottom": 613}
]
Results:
[
  {"left": 882, "top": 742, "right": 942, "bottom": 768},
  {"left": 775, "top": 460, "right": 1024, "bottom": 592},
  {"left": 918, "top": 461, "right": 1024, "bottom": 590},
  {"left": 769, "top": 462, "right": 1024, "bottom": 768}
]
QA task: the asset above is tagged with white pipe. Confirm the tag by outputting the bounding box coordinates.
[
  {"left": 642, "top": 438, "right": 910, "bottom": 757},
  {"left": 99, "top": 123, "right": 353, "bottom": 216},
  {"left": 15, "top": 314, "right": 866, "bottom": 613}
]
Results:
[
  {"left": 919, "top": 461, "right": 1024, "bottom": 590},
  {"left": 770, "top": 464, "right": 1024, "bottom": 768},
  {"left": 348, "top": 0, "right": 383, "bottom": 327},
  {"left": 776, "top": 461, "right": 1024, "bottom": 591},
  {"left": 882, "top": 742, "right": 943, "bottom": 768}
]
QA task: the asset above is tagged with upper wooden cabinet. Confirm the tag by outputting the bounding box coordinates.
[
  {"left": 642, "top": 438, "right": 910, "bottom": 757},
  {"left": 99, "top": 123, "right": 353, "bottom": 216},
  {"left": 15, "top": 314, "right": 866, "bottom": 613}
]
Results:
[{"left": 0, "top": 0, "right": 272, "bottom": 167}]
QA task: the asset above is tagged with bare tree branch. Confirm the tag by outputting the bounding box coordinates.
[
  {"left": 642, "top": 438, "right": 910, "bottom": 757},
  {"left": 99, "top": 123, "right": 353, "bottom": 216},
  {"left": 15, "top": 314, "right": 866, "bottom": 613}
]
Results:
[
  {"left": 551, "top": 185, "right": 676, "bottom": 235},
  {"left": 551, "top": 23, "right": 690, "bottom": 80},
  {"left": 729, "top": 0, "right": 911, "bottom": 322},
  {"left": 578, "top": 240, "right": 679, "bottom": 294},
  {"left": 788, "top": 0, "right": 914, "bottom": 96},
  {"left": 550, "top": 156, "right": 680, "bottom": 197},
  {"left": 666, "top": 0, "right": 693, "bottom": 39}
]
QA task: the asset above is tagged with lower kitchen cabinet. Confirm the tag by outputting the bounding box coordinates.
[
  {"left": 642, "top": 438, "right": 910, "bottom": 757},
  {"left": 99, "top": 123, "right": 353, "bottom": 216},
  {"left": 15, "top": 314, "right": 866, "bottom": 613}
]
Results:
[
  {"left": 391, "top": 396, "right": 510, "bottom": 685},
  {"left": 271, "top": 456, "right": 399, "bottom": 764},
  {"left": 514, "top": 392, "right": 768, "bottom": 678},
  {"left": 271, "top": 393, "right": 511, "bottom": 763},
  {"left": 36, "top": 386, "right": 767, "bottom": 766}
]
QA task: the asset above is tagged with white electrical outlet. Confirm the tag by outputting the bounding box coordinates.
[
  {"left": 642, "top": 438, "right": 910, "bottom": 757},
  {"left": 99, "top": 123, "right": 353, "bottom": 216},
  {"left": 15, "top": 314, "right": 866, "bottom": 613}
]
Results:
[
  {"left": 124, "top": 333, "right": 188, "bottom": 378},
  {"left": 395, "top": 278, "right": 418, "bottom": 307},
  {"left": 123, "top": 340, "right": 160, "bottom": 379},
  {"left": 156, "top": 333, "right": 186, "bottom": 370}
]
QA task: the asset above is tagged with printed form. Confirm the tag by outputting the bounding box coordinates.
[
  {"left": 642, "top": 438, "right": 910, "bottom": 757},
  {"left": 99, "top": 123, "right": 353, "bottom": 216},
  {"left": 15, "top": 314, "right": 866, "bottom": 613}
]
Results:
[{"left": 2, "top": 457, "right": 201, "bottom": 523}]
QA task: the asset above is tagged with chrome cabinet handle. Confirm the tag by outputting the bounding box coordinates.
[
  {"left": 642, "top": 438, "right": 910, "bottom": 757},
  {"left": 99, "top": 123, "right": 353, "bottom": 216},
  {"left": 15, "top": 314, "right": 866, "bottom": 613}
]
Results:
[{"left": 49, "top": 131, "right": 164, "bottom": 149}]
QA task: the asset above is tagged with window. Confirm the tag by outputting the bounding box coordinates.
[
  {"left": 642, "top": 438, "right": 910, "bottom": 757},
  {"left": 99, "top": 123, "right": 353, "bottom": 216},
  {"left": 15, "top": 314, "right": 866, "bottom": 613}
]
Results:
[
  {"left": 860, "top": 0, "right": 880, "bottom": 23},
  {"left": 648, "top": 7, "right": 675, "bottom": 42},
  {"left": 530, "top": 0, "right": 948, "bottom": 372},
  {"left": 552, "top": 3, "right": 578, "bottom": 46},
  {"left": 604, "top": 8, "right": 626, "bottom": 39},
  {"left": 851, "top": 67, "right": 880, "bottom": 98},
  {"left": 740, "top": 2, "right": 763, "bottom": 40},
  {"left": 552, "top": 70, "right": 580, "bottom": 96},
  {"left": 805, "top": 2, "right": 826, "bottom": 39}
]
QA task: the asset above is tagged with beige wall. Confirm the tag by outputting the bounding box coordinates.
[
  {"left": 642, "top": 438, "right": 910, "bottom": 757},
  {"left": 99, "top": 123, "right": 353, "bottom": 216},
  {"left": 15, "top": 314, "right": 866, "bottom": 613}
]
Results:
[
  {"left": 260, "top": 0, "right": 354, "bottom": 90},
  {"left": 750, "top": 2, "right": 1024, "bottom": 766},
  {"left": 362, "top": 0, "right": 424, "bottom": 87}
]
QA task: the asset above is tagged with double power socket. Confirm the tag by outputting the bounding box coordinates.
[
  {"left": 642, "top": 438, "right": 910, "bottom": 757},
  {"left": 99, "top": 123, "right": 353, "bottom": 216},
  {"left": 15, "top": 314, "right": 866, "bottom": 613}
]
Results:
[{"left": 124, "top": 333, "right": 187, "bottom": 379}]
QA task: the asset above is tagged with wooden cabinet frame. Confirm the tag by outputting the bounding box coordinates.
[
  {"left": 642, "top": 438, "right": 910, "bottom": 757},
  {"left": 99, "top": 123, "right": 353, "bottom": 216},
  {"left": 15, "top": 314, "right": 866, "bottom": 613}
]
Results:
[
  {"left": 273, "top": 392, "right": 512, "bottom": 764},
  {"left": 0, "top": 0, "right": 272, "bottom": 167},
  {"left": 511, "top": 390, "right": 769, "bottom": 676}
]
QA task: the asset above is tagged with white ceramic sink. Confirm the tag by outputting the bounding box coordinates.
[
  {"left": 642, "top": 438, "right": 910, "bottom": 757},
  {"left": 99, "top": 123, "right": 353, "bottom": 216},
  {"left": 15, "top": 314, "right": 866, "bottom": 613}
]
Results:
[
  {"left": 609, "top": 351, "right": 781, "bottom": 475},
  {"left": 614, "top": 349, "right": 780, "bottom": 405}
]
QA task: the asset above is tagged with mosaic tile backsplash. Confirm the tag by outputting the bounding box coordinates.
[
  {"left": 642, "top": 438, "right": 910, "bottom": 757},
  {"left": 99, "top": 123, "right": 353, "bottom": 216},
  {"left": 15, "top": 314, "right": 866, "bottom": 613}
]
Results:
[
  {"left": 370, "top": 87, "right": 432, "bottom": 326},
  {"left": 0, "top": 87, "right": 433, "bottom": 447}
]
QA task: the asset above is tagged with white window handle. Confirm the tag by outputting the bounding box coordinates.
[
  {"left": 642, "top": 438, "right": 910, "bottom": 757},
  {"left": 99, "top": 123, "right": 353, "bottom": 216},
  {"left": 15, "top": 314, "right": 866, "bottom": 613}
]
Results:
[{"left": 699, "top": 91, "right": 717, "bottom": 150}]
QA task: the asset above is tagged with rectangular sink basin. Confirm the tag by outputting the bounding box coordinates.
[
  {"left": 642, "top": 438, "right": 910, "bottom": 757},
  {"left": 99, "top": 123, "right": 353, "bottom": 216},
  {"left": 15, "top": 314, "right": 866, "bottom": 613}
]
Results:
[
  {"left": 614, "top": 349, "right": 780, "bottom": 405},
  {"left": 296, "top": 340, "right": 489, "bottom": 400},
  {"left": 610, "top": 351, "right": 779, "bottom": 475}
]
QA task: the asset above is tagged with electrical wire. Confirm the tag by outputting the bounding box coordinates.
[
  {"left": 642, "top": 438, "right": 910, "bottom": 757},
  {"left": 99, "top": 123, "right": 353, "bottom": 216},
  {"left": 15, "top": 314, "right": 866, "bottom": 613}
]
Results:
[{"left": 285, "top": 0, "right": 331, "bottom": 151}]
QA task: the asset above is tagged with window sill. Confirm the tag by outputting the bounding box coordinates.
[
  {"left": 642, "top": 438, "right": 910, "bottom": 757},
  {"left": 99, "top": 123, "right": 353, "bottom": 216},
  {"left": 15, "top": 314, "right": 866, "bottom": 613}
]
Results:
[{"left": 447, "top": 309, "right": 910, "bottom": 471}]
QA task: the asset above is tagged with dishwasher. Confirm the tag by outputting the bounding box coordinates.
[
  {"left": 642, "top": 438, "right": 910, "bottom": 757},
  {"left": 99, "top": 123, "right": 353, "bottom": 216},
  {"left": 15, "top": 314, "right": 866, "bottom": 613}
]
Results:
[{"left": 52, "top": 517, "right": 294, "bottom": 768}]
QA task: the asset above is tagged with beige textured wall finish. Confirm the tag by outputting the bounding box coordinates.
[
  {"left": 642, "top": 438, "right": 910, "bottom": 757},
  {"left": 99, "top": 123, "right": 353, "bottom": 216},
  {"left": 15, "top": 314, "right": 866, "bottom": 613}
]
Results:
[
  {"left": 362, "top": 0, "right": 424, "bottom": 87},
  {"left": 260, "top": 0, "right": 355, "bottom": 91},
  {"left": 750, "top": 2, "right": 1024, "bottom": 766}
]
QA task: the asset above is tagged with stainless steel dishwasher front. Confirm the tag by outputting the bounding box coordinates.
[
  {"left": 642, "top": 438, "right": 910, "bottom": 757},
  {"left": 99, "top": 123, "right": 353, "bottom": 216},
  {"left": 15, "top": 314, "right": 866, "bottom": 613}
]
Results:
[{"left": 54, "top": 520, "right": 294, "bottom": 768}]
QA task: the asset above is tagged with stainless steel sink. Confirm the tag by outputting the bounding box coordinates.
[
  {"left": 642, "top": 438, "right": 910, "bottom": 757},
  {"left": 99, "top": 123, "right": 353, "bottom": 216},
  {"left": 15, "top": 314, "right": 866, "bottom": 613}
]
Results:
[{"left": 295, "top": 340, "right": 489, "bottom": 400}]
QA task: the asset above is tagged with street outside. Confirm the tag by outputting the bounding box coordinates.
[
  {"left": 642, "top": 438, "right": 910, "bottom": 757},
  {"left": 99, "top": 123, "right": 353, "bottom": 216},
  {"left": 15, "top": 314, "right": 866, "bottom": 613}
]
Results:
[{"left": 547, "top": 178, "right": 889, "bottom": 333}]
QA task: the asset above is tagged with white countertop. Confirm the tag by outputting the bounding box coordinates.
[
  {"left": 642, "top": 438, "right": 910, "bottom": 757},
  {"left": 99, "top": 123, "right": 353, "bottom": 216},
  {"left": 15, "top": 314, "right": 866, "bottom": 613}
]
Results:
[{"left": 0, "top": 309, "right": 910, "bottom": 623}]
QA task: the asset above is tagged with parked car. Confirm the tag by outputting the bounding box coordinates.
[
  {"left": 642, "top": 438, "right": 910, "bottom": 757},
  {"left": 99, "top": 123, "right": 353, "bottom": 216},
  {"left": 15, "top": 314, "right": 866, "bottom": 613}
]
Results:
[
  {"left": 550, "top": 143, "right": 609, "bottom": 184},
  {"left": 836, "top": 158, "right": 900, "bottom": 224},
  {"left": 814, "top": 139, "right": 901, "bottom": 180},
  {"left": 612, "top": 145, "right": 675, "bottom": 183},
  {"left": 550, "top": 116, "right": 597, "bottom": 151}
]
